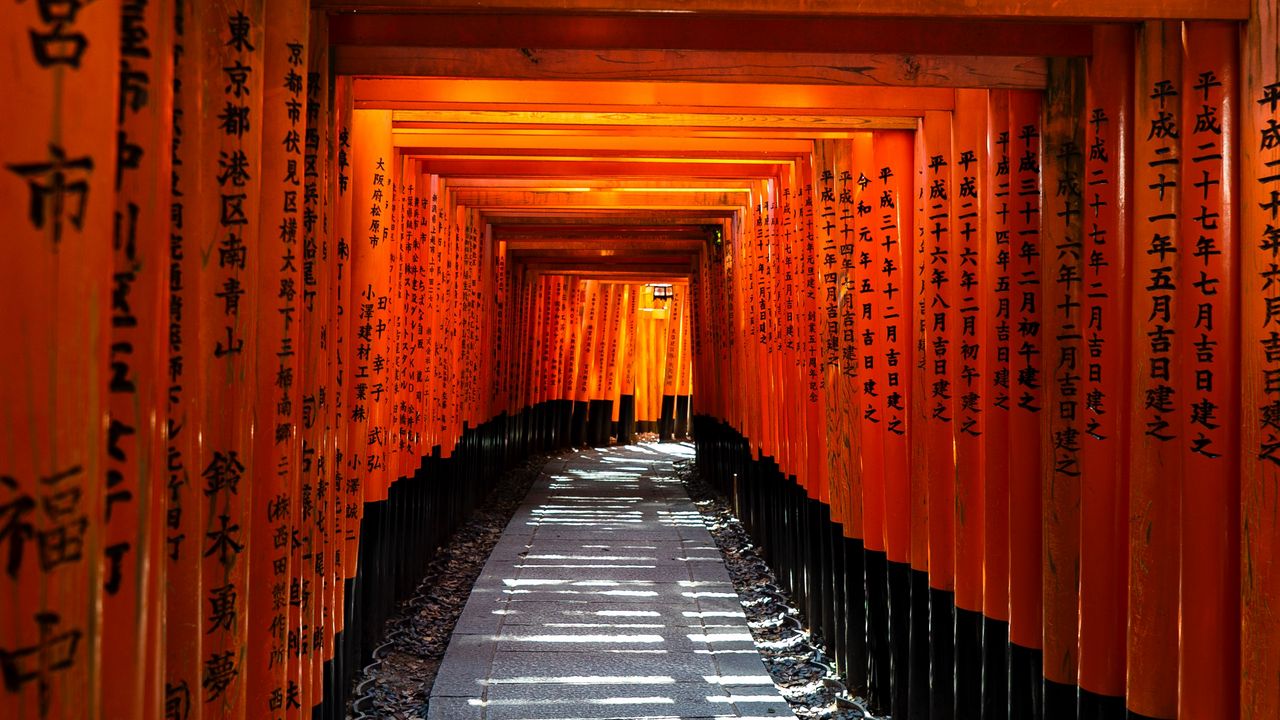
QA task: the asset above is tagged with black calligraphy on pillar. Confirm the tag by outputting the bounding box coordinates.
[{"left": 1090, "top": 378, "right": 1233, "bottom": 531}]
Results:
[
  {"left": 927, "top": 151, "right": 952, "bottom": 423},
  {"left": 1143, "top": 79, "right": 1180, "bottom": 442},
  {"left": 1256, "top": 81, "right": 1280, "bottom": 466},
  {"left": 1186, "top": 68, "right": 1225, "bottom": 459},
  {"left": 1051, "top": 130, "right": 1084, "bottom": 478}
]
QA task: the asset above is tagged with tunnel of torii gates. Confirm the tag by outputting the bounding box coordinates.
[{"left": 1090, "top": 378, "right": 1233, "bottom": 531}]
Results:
[{"left": 10, "top": 0, "right": 1280, "bottom": 718}]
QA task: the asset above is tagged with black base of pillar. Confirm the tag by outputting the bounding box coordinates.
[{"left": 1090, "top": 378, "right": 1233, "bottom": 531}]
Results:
[
  {"left": 1010, "top": 641, "right": 1044, "bottom": 720},
  {"left": 570, "top": 400, "right": 589, "bottom": 446},
  {"left": 659, "top": 394, "right": 676, "bottom": 440},
  {"left": 865, "top": 549, "right": 891, "bottom": 712},
  {"left": 982, "top": 617, "right": 1010, "bottom": 720},
  {"left": 930, "top": 587, "right": 956, "bottom": 719},
  {"left": 674, "top": 395, "right": 691, "bottom": 438},
  {"left": 956, "top": 606, "right": 983, "bottom": 720},
  {"left": 1044, "top": 679, "right": 1078, "bottom": 720},
  {"left": 1078, "top": 689, "right": 1126, "bottom": 720}
]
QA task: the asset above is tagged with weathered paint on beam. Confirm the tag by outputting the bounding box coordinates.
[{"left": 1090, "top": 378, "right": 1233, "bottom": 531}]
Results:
[
  {"left": 336, "top": 47, "right": 1048, "bottom": 89},
  {"left": 314, "top": 0, "right": 1247, "bottom": 21}
]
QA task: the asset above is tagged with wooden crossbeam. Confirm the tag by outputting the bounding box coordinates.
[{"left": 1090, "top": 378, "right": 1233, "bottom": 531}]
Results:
[
  {"left": 339, "top": 47, "right": 1047, "bottom": 88},
  {"left": 329, "top": 12, "right": 1092, "bottom": 56},
  {"left": 316, "top": 0, "right": 1246, "bottom": 21}
]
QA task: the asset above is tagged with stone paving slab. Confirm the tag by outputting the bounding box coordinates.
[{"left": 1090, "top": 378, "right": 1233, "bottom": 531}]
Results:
[{"left": 427, "top": 444, "right": 796, "bottom": 719}]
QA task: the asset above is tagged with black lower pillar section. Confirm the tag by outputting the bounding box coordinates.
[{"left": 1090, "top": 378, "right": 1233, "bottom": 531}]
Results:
[
  {"left": 910, "top": 569, "right": 932, "bottom": 720},
  {"left": 1010, "top": 642, "right": 1044, "bottom": 720},
  {"left": 674, "top": 395, "right": 691, "bottom": 438},
  {"left": 658, "top": 394, "right": 676, "bottom": 440},
  {"left": 930, "top": 587, "right": 956, "bottom": 720},
  {"left": 618, "top": 394, "right": 636, "bottom": 444},
  {"left": 866, "top": 549, "right": 891, "bottom": 712},
  {"left": 1078, "top": 689, "right": 1126, "bottom": 720},
  {"left": 570, "top": 400, "right": 589, "bottom": 447},
  {"left": 982, "top": 616, "right": 1010, "bottom": 720},
  {"left": 1043, "top": 679, "right": 1077, "bottom": 720},
  {"left": 888, "top": 560, "right": 913, "bottom": 720},
  {"left": 1125, "top": 707, "right": 1171, "bottom": 720},
  {"left": 587, "top": 399, "right": 611, "bottom": 447},
  {"left": 844, "top": 537, "right": 870, "bottom": 695},
  {"left": 956, "top": 606, "right": 983, "bottom": 720}
]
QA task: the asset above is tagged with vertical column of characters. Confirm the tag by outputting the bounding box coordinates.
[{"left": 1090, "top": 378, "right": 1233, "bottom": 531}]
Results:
[
  {"left": 1, "top": 1, "right": 120, "bottom": 718},
  {"left": 1177, "top": 22, "right": 1240, "bottom": 719},
  {"left": 1078, "top": 25, "right": 1132, "bottom": 715},
  {"left": 463, "top": 208, "right": 480, "bottom": 429},
  {"left": 874, "top": 131, "right": 915, "bottom": 572},
  {"left": 247, "top": 2, "right": 307, "bottom": 715},
  {"left": 598, "top": 283, "right": 616, "bottom": 409},
  {"left": 783, "top": 176, "right": 800, "bottom": 474},
  {"left": 105, "top": 1, "right": 175, "bottom": 717},
  {"left": 1126, "top": 22, "right": 1182, "bottom": 720},
  {"left": 980, "top": 90, "right": 1014, "bottom": 720},
  {"left": 534, "top": 277, "right": 549, "bottom": 411},
  {"left": 816, "top": 142, "right": 846, "bottom": 531},
  {"left": 622, "top": 283, "right": 639, "bottom": 426},
  {"left": 1007, "top": 88, "right": 1045, "bottom": 717},
  {"left": 364, "top": 114, "right": 396, "bottom": 497},
  {"left": 607, "top": 284, "right": 624, "bottom": 423},
  {"left": 444, "top": 192, "right": 460, "bottom": 451},
  {"left": 922, "top": 108, "right": 957, "bottom": 718},
  {"left": 951, "top": 89, "right": 988, "bottom": 719},
  {"left": 834, "top": 143, "right": 864, "bottom": 539},
  {"left": 1240, "top": 3, "right": 1280, "bottom": 714},
  {"left": 1041, "top": 52, "right": 1091, "bottom": 712},
  {"left": 300, "top": 16, "right": 331, "bottom": 709},
  {"left": 426, "top": 174, "right": 442, "bottom": 448},
  {"left": 849, "top": 134, "right": 882, "bottom": 559},
  {"left": 491, "top": 230, "right": 507, "bottom": 417},
  {"left": 347, "top": 107, "right": 391, "bottom": 525},
  {"left": 799, "top": 164, "right": 825, "bottom": 501},
  {"left": 329, "top": 76, "right": 356, "bottom": 632},
  {"left": 561, "top": 278, "right": 579, "bottom": 416},
  {"left": 163, "top": 1, "right": 205, "bottom": 716},
  {"left": 750, "top": 182, "right": 768, "bottom": 454},
  {"left": 906, "top": 123, "right": 932, "bottom": 720},
  {"left": 1041, "top": 57, "right": 1085, "bottom": 716},
  {"left": 578, "top": 281, "right": 599, "bottom": 411},
  {"left": 198, "top": 5, "right": 264, "bottom": 717}
]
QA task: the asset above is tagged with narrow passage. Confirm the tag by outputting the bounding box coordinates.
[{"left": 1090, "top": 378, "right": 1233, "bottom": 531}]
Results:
[{"left": 427, "top": 444, "right": 797, "bottom": 719}]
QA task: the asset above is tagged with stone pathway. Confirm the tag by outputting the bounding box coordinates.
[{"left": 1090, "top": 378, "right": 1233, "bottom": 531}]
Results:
[{"left": 426, "top": 443, "right": 798, "bottom": 720}]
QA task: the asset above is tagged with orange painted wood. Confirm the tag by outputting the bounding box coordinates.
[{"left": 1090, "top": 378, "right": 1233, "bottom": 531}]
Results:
[
  {"left": 196, "top": 5, "right": 264, "bottom": 717},
  {"left": 164, "top": 2, "right": 208, "bottom": 716},
  {"left": 1126, "top": 21, "right": 1183, "bottom": 719},
  {"left": 952, "top": 89, "right": 987, "bottom": 617},
  {"left": 331, "top": 75, "right": 357, "bottom": 622},
  {"left": 349, "top": 107, "right": 393, "bottom": 501},
  {"left": 1006, "top": 88, "right": 1044, "bottom": 654},
  {"left": 102, "top": 1, "right": 174, "bottom": 718},
  {"left": 1241, "top": 1, "right": 1280, "bottom": 715},
  {"left": 302, "top": 14, "right": 333, "bottom": 706},
  {"left": 1040, "top": 55, "right": 1085, "bottom": 692},
  {"left": 851, "top": 133, "right": 884, "bottom": 551},
  {"left": 982, "top": 91, "right": 1013, "bottom": 624},
  {"left": 315, "top": 0, "right": 1250, "bottom": 21},
  {"left": 1177, "top": 21, "right": 1240, "bottom": 719},
  {"left": 922, "top": 109, "right": 956, "bottom": 594},
  {"left": 873, "top": 130, "right": 915, "bottom": 566},
  {"left": 909, "top": 124, "right": 932, "bottom": 578},
  {"left": 1078, "top": 24, "right": 1132, "bottom": 701},
  {"left": 248, "top": 3, "right": 308, "bottom": 716},
  {"left": 833, "top": 142, "right": 865, "bottom": 533},
  {"left": 816, "top": 140, "right": 850, "bottom": 531},
  {"left": 0, "top": 1, "right": 119, "bottom": 718}
]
